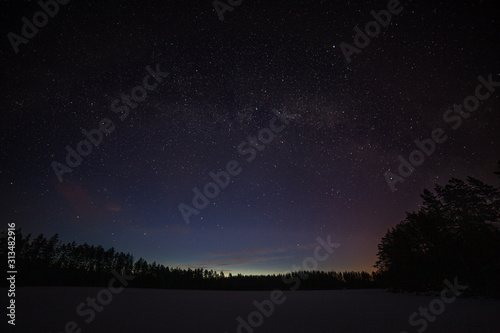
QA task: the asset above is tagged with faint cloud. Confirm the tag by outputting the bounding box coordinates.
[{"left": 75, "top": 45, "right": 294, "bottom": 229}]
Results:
[
  {"left": 198, "top": 247, "right": 294, "bottom": 268},
  {"left": 167, "top": 224, "right": 192, "bottom": 235},
  {"left": 105, "top": 203, "right": 122, "bottom": 212},
  {"left": 207, "top": 247, "right": 289, "bottom": 258},
  {"left": 55, "top": 180, "right": 103, "bottom": 217},
  {"left": 197, "top": 256, "right": 291, "bottom": 268}
]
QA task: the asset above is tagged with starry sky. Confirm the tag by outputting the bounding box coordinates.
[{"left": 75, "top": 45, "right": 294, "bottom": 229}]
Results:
[{"left": 1, "top": 0, "right": 499, "bottom": 275}]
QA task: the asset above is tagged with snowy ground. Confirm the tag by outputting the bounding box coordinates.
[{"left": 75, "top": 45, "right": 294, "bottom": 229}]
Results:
[{"left": 3, "top": 287, "right": 500, "bottom": 333}]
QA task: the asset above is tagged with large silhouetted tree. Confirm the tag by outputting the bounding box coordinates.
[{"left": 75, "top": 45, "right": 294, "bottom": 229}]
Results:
[{"left": 376, "top": 164, "right": 500, "bottom": 296}]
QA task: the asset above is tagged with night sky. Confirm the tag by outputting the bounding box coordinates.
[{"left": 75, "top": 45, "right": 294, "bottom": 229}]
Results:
[{"left": 1, "top": 0, "right": 499, "bottom": 275}]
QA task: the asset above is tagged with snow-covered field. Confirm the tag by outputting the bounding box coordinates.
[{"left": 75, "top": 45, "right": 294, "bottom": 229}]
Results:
[{"left": 4, "top": 287, "right": 500, "bottom": 333}]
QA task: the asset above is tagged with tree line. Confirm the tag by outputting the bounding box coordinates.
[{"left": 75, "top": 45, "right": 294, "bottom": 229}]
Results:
[
  {"left": 2, "top": 162, "right": 499, "bottom": 297},
  {"left": 0, "top": 230, "right": 377, "bottom": 290}
]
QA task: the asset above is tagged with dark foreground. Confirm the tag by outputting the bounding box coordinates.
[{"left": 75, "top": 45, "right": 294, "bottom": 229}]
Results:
[{"left": 3, "top": 287, "right": 500, "bottom": 333}]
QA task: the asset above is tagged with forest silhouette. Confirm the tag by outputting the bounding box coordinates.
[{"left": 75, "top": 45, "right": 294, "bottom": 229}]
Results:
[{"left": 2, "top": 162, "right": 499, "bottom": 297}]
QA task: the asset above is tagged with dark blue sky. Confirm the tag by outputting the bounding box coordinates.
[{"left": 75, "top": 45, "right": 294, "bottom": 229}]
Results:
[{"left": 1, "top": 0, "right": 499, "bottom": 275}]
